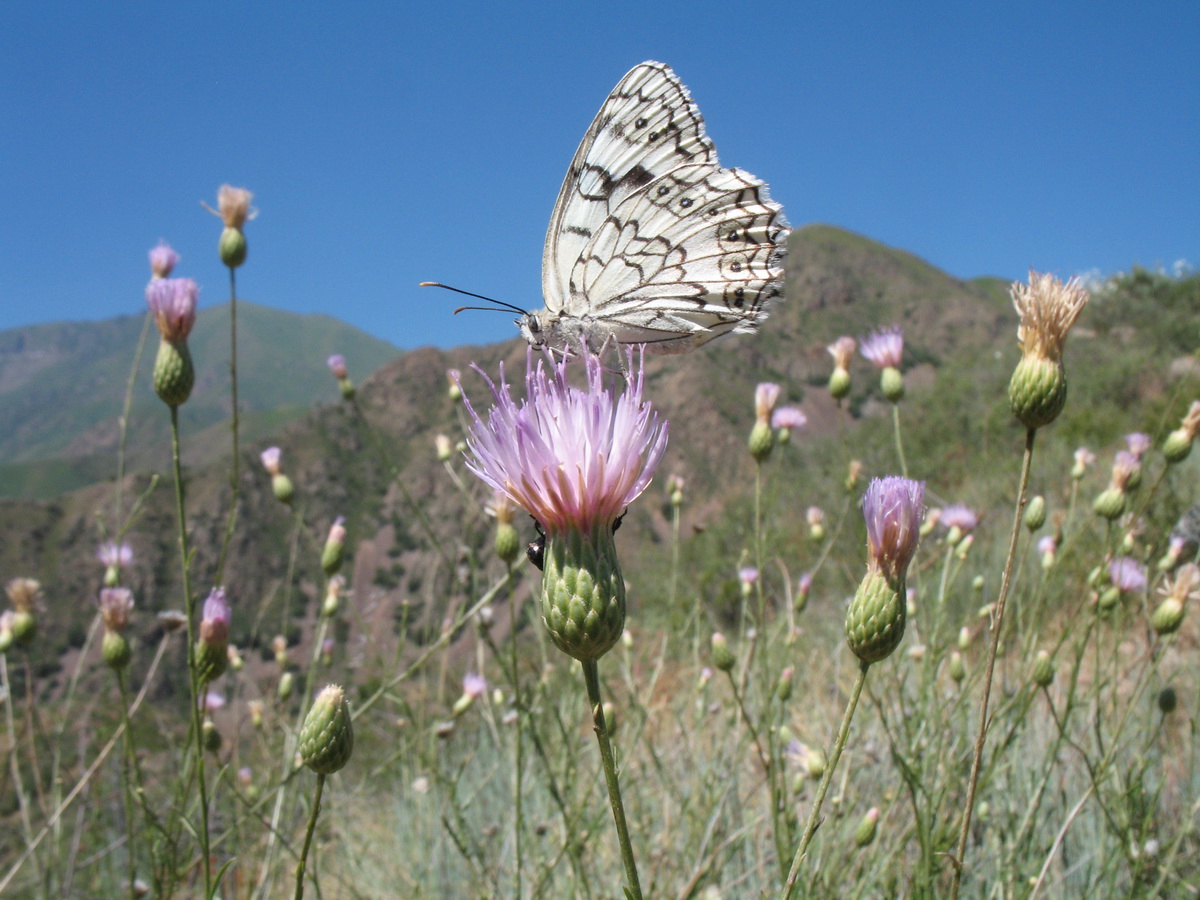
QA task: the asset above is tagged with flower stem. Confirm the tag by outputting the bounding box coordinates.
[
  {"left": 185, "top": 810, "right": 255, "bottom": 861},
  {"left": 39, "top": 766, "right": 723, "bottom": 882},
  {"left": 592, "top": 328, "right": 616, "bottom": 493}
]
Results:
[
  {"left": 781, "top": 660, "right": 870, "bottom": 899},
  {"left": 169, "top": 405, "right": 211, "bottom": 894},
  {"left": 293, "top": 773, "right": 325, "bottom": 900},
  {"left": 891, "top": 404, "right": 909, "bottom": 478},
  {"left": 216, "top": 270, "right": 240, "bottom": 584},
  {"left": 580, "top": 658, "right": 642, "bottom": 900},
  {"left": 949, "top": 426, "right": 1036, "bottom": 898}
]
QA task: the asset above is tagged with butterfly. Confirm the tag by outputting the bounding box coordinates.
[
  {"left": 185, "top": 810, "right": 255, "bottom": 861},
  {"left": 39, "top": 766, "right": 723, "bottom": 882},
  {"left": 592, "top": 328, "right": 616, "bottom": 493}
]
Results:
[{"left": 428, "top": 61, "right": 790, "bottom": 354}]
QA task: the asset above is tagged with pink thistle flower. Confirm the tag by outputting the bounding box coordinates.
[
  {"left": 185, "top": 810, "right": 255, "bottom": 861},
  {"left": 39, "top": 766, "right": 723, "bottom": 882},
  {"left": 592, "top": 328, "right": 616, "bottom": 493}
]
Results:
[
  {"left": 199, "top": 587, "right": 231, "bottom": 647},
  {"left": 1125, "top": 433, "right": 1152, "bottom": 459},
  {"left": 940, "top": 504, "right": 978, "bottom": 534},
  {"left": 739, "top": 567, "right": 759, "bottom": 587},
  {"left": 327, "top": 354, "right": 348, "bottom": 379},
  {"left": 145, "top": 277, "right": 198, "bottom": 343},
  {"left": 460, "top": 347, "right": 667, "bottom": 538},
  {"left": 1109, "top": 557, "right": 1147, "bottom": 593},
  {"left": 860, "top": 326, "right": 904, "bottom": 370},
  {"left": 463, "top": 673, "right": 488, "bottom": 699},
  {"left": 754, "top": 383, "right": 782, "bottom": 423},
  {"left": 201, "top": 691, "right": 226, "bottom": 713},
  {"left": 771, "top": 405, "right": 806, "bottom": 432},
  {"left": 1037, "top": 535, "right": 1057, "bottom": 557},
  {"left": 98, "top": 587, "right": 134, "bottom": 632},
  {"left": 862, "top": 477, "right": 926, "bottom": 583},
  {"left": 97, "top": 542, "right": 133, "bottom": 569},
  {"left": 260, "top": 446, "right": 283, "bottom": 475},
  {"left": 828, "top": 336, "right": 856, "bottom": 370},
  {"left": 1108, "top": 450, "right": 1139, "bottom": 490},
  {"left": 148, "top": 241, "right": 179, "bottom": 279},
  {"left": 211, "top": 185, "right": 256, "bottom": 229}
]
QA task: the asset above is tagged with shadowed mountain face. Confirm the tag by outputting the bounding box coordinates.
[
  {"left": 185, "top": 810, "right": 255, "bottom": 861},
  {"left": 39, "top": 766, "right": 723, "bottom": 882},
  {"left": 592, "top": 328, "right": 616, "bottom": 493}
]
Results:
[
  {"left": 0, "top": 224, "right": 1041, "bottom": 683},
  {"left": 0, "top": 300, "right": 400, "bottom": 499}
]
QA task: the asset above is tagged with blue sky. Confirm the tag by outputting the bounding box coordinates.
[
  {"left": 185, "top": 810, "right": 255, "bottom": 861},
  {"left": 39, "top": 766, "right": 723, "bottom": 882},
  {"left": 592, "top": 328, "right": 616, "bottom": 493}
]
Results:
[{"left": 2, "top": 2, "right": 1196, "bottom": 351}]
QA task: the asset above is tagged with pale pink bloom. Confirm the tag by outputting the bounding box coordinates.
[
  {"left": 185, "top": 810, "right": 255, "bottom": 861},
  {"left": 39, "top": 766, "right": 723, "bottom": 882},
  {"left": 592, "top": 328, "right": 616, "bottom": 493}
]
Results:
[
  {"left": 463, "top": 673, "right": 488, "bottom": 699},
  {"left": 145, "top": 277, "right": 198, "bottom": 342},
  {"left": 1161, "top": 563, "right": 1200, "bottom": 604},
  {"left": 797, "top": 572, "right": 813, "bottom": 597},
  {"left": 1125, "top": 433, "right": 1152, "bottom": 459},
  {"left": 940, "top": 504, "right": 979, "bottom": 535},
  {"left": 327, "top": 354, "right": 348, "bottom": 379},
  {"left": 238, "top": 767, "right": 253, "bottom": 787},
  {"left": 260, "top": 447, "right": 283, "bottom": 475},
  {"left": 806, "top": 507, "right": 825, "bottom": 527},
  {"left": 1109, "top": 557, "right": 1147, "bottom": 593},
  {"left": 1037, "top": 535, "right": 1057, "bottom": 556},
  {"left": 771, "top": 406, "right": 806, "bottom": 431},
  {"left": 97, "top": 542, "right": 133, "bottom": 568},
  {"left": 201, "top": 691, "right": 226, "bottom": 713},
  {"left": 827, "top": 336, "right": 856, "bottom": 369},
  {"left": 739, "top": 567, "right": 759, "bottom": 587},
  {"left": 98, "top": 587, "right": 134, "bottom": 632},
  {"left": 860, "top": 326, "right": 904, "bottom": 369},
  {"left": 213, "top": 184, "right": 256, "bottom": 228},
  {"left": 461, "top": 347, "right": 667, "bottom": 537},
  {"left": 199, "top": 587, "right": 231, "bottom": 647},
  {"left": 1108, "top": 451, "right": 1139, "bottom": 490},
  {"left": 148, "top": 241, "right": 179, "bottom": 278},
  {"left": 754, "top": 383, "right": 782, "bottom": 423},
  {"left": 862, "top": 477, "right": 926, "bottom": 582},
  {"left": 327, "top": 516, "right": 346, "bottom": 545}
]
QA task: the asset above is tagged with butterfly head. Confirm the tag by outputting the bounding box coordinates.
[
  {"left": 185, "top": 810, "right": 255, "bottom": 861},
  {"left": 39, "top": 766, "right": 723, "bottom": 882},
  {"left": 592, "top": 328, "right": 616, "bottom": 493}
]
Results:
[{"left": 518, "top": 311, "right": 551, "bottom": 348}]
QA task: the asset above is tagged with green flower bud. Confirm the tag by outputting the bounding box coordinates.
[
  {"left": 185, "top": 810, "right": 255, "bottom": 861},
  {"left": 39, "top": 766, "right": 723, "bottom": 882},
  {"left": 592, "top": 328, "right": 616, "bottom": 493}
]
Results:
[
  {"left": 202, "top": 718, "right": 222, "bottom": 753},
  {"left": 1093, "top": 487, "right": 1126, "bottom": 521},
  {"left": 152, "top": 339, "right": 194, "bottom": 407},
  {"left": 1151, "top": 597, "right": 1185, "bottom": 635},
  {"left": 494, "top": 522, "right": 520, "bottom": 565},
  {"left": 1097, "top": 586, "right": 1121, "bottom": 612},
  {"left": 711, "top": 632, "right": 735, "bottom": 672},
  {"left": 1162, "top": 429, "right": 1193, "bottom": 464},
  {"left": 1158, "top": 687, "right": 1177, "bottom": 715},
  {"left": 1024, "top": 495, "right": 1046, "bottom": 531},
  {"left": 103, "top": 566, "right": 121, "bottom": 588},
  {"left": 219, "top": 226, "right": 247, "bottom": 268},
  {"left": 1031, "top": 650, "right": 1055, "bottom": 688},
  {"left": 540, "top": 528, "right": 625, "bottom": 661},
  {"left": 949, "top": 651, "right": 966, "bottom": 684},
  {"left": 272, "top": 473, "right": 295, "bottom": 505},
  {"left": 299, "top": 685, "right": 354, "bottom": 774},
  {"left": 846, "top": 569, "right": 906, "bottom": 664},
  {"left": 338, "top": 378, "right": 355, "bottom": 401},
  {"left": 102, "top": 630, "right": 132, "bottom": 670},
  {"left": 195, "top": 637, "right": 228, "bottom": 684},
  {"left": 776, "top": 666, "right": 794, "bottom": 702},
  {"left": 1008, "top": 355, "right": 1066, "bottom": 429},
  {"left": 748, "top": 420, "right": 774, "bottom": 463},
  {"left": 854, "top": 808, "right": 880, "bottom": 847},
  {"left": 601, "top": 701, "right": 618, "bottom": 738},
  {"left": 829, "top": 366, "right": 851, "bottom": 401},
  {"left": 880, "top": 366, "right": 905, "bottom": 403},
  {"left": 278, "top": 671, "right": 294, "bottom": 701}
]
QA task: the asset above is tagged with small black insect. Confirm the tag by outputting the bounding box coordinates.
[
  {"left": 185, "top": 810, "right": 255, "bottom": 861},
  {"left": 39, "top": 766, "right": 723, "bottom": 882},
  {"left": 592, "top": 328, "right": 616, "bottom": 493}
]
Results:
[{"left": 526, "top": 510, "right": 627, "bottom": 572}]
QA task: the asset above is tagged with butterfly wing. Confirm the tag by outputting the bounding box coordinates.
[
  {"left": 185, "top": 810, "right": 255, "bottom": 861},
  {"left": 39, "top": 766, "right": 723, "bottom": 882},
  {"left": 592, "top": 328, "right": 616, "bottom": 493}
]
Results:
[
  {"left": 541, "top": 61, "right": 716, "bottom": 313},
  {"left": 538, "top": 61, "right": 788, "bottom": 352}
]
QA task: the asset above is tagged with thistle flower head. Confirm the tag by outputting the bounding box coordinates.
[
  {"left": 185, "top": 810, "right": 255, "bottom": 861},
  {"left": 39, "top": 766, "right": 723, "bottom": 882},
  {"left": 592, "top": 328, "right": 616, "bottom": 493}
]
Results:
[
  {"left": 806, "top": 507, "right": 825, "bottom": 527},
  {"left": 98, "top": 587, "right": 134, "bottom": 632},
  {"left": 862, "top": 477, "right": 926, "bottom": 584},
  {"left": 1109, "top": 557, "right": 1147, "bottom": 593},
  {"left": 460, "top": 347, "right": 667, "bottom": 538},
  {"left": 828, "top": 336, "right": 856, "bottom": 369},
  {"left": 97, "top": 542, "right": 133, "bottom": 569},
  {"left": 196, "top": 588, "right": 231, "bottom": 681},
  {"left": 5, "top": 578, "right": 40, "bottom": 612},
  {"left": 260, "top": 446, "right": 283, "bottom": 476},
  {"left": 860, "top": 326, "right": 904, "bottom": 370},
  {"left": 1179, "top": 402, "right": 1200, "bottom": 440},
  {"left": 462, "top": 672, "right": 488, "bottom": 700},
  {"left": 940, "top": 504, "right": 978, "bottom": 535},
  {"left": 211, "top": 184, "right": 256, "bottom": 229},
  {"left": 1160, "top": 563, "right": 1200, "bottom": 605},
  {"left": 1011, "top": 270, "right": 1088, "bottom": 363},
  {"left": 1124, "top": 432, "right": 1152, "bottom": 459},
  {"left": 201, "top": 691, "right": 226, "bottom": 713},
  {"left": 739, "top": 567, "right": 759, "bottom": 587},
  {"left": 1037, "top": 535, "right": 1057, "bottom": 557},
  {"left": 1109, "top": 450, "right": 1139, "bottom": 490},
  {"left": 753, "top": 382, "right": 782, "bottom": 424},
  {"left": 148, "top": 241, "right": 179, "bottom": 279},
  {"left": 771, "top": 405, "right": 806, "bottom": 432},
  {"left": 145, "top": 277, "right": 198, "bottom": 343},
  {"left": 1072, "top": 447, "right": 1096, "bottom": 478},
  {"left": 327, "top": 354, "right": 348, "bottom": 380}
]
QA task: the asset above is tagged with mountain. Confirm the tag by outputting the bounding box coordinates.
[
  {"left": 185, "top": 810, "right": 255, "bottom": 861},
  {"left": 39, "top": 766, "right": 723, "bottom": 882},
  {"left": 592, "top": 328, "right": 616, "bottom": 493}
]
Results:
[{"left": 0, "top": 301, "right": 399, "bottom": 499}]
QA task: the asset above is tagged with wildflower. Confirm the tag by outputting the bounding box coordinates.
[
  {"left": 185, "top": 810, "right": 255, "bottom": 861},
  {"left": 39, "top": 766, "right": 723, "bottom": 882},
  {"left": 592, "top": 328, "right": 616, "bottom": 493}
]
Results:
[
  {"left": 1152, "top": 563, "right": 1198, "bottom": 635},
  {"left": 1071, "top": 447, "right": 1096, "bottom": 480},
  {"left": 1094, "top": 451, "right": 1138, "bottom": 520},
  {"left": 1024, "top": 495, "right": 1046, "bottom": 531},
  {"left": 1125, "top": 432, "right": 1152, "bottom": 460},
  {"left": 299, "top": 685, "right": 354, "bottom": 774},
  {"left": 205, "top": 184, "right": 255, "bottom": 268},
  {"left": 795, "top": 572, "right": 812, "bottom": 613},
  {"left": 845, "top": 459, "right": 864, "bottom": 492},
  {"left": 1110, "top": 556, "right": 1147, "bottom": 591},
  {"left": 97, "top": 541, "right": 133, "bottom": 587},
  {"left": 666, "top": 473, "right": 685, "bottom": 508},
  {"left": 452, "top": 672, "right": 488, "bottom": 716},
  {"left": 327, "top": 354, "right": 355, "bottom": 400},
  {"left": 739, "top": 566, "right": 759, "bottom": 596},
  {"left": 949, "top": 651, "right": 966, "bottom": 683},
  {"left": 158, "top": 610, "right": 187, "bottom": 632},
  {"left": 846, "top": 477, "right": 925, "bottom": 663},
  {"left": 272, "top": 635, "right": 288, "bottom": 666},
  {"left": 145, "top": 277, "right": 199, "bottom": 407},
  {"left": 1007, "top": 271, "right": 1089, "bottom": 429},
  {"left": 148, "top": 241, "right": 179, "bottom": 279},
  {"left": 447, "top": 368, "right": 463, "bottom": 403},
  {"left": 807, "top": 506, "right": 826, "bottom": 542},
  {"left": 248, "top": 699, "right": 265, "bottom": 728},
  {"left": 860, "top": 326, "right": 904, "bottom": 402},
  {"left": 228, "top": 644, "right": 243, "bottom": 671},
  {"left": 435, "top": 433, "right": 453, "bottom": 462},
  {"left": 855, "top": 808, "right": 880, "bottom": 847},
  {"left": 1031, "top": 650, "right": 1055, "bottom": 688},
  {"left": 1163, "top": 401, "right": 1200, "bottom": 463},
  {"left": 321, "top": 516, "right": 347, "bottom": 577},
  {"left": 940, "top": 504, "right": 978, "bottom": 546},
  {"left": 196, "top": 587, "right": 231, "bottom": 683},
  {"left": 5, "top": 578, "right": 40, "bottom": 648},
  {"left": 827, "top": 336, "right": 855, "bottom": 400},
  {"left": 1038, "top": 535, "right": 1057, "bottom": 569},
  {"left": 711, "top": 632, "right": 735, "bottom": 672},
  {"left": 749, "top": 382, "right": 781, "bottom": 462},
  {"left": 260, "top": 446, "right": 294, "bottom": 504},
  {"left": 772, "top": 406, "right": 806, "bottom": 444},
  {"left": 460, "top": 347, "right": 667, "bottom": 661},
  {"left": 322, "top": 574, "right": 344, "bottom": 617},
  {"left": 99, "top": 587, "right": 134, "bottom": 670},
  {"left": 776, "top": 665, "right": 794, "bottom": 702},
  {"left": 201, "top": 691, "right": 226, "bottom": 713}
]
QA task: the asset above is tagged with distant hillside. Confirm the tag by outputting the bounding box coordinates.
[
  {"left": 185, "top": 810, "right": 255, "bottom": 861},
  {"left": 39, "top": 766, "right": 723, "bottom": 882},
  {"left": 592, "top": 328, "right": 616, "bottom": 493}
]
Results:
[{"left": 0, "top": 301, "right": 399, "bottom": 499}]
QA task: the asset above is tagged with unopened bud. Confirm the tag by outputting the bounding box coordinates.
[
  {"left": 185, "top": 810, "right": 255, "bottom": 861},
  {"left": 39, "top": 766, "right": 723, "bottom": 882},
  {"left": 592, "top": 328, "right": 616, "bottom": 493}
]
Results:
[
  {"left": 1031, "top": 650, "right": 1055, "bottom": 688},
  {"left": 1024, "top": 495, "right": 1046, "bottom": 530},
  {"left": 711, "top": 632, "right": 735, "bottom": 672},
  {"left": 299, "top": 685, "right": 354, "bottom": 774},
  {"left": 854, "top": 808, "right": 880, "bottom": 847}
]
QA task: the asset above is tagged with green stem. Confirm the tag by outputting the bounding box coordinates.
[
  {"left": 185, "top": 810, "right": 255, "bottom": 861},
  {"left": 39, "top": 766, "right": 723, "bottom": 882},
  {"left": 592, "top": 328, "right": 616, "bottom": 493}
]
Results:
[
  {"left": 891, "top": 403, "right": 908, "bottom": 478},
  {"left": 217, "top": 271, "right": 240, "bottom": 584},
  {"left": 117, "top": 669, "right": 138, "bottom": 897},
  {"left": 169, "top": 405, "right": 211, "bottom": 894},
  {"left": 507, "top": 566, "right": 524, "bottom": 900},
  {"left": 780, "top": 660, "right": 870, "bottom": 899},
  {"left": 949, "top": 427, "right": 1036, "bottom": 898},
  {"left": 580, "top": 659, "right": 642, "bottom": 900},
  {"left": 293, "top": 773, "right": 325, "bottom": 900}
]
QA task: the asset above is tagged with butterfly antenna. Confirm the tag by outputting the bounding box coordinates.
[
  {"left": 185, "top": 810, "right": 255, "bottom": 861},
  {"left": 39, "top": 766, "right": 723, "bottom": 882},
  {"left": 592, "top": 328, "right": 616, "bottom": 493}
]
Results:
[{"left": 419, "top": 282, "right": 529, "bottom": 316}]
